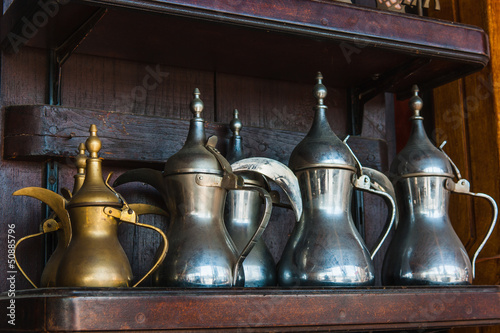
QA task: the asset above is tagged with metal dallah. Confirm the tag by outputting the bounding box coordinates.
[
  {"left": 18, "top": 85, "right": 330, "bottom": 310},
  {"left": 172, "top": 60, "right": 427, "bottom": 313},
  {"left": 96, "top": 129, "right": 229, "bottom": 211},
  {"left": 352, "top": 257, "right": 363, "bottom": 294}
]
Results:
[
  {"left": 13, "top": 142, "right": 86, "bottom": 288},
  {"left": 225, "top": 110, "right": 302, "bottom": 287},
  {"left": 278, "top": 72, "right": 397, "bottom": 286},
  {"left": 14, "top": 125, "right": 168, "bottom": 287},
  {"left": 382, "top": 85, "right": 497, "bottom": 285},
  {"left": 114, "top": 89, "right": 274, "bottom": 287}
]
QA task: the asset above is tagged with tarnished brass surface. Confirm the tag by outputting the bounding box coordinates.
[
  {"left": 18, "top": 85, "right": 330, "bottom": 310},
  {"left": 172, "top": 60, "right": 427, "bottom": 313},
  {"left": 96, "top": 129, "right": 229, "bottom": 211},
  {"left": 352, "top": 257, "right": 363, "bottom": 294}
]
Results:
[{"left": 14, "top": 126, "right": 167, "bottom": 288}]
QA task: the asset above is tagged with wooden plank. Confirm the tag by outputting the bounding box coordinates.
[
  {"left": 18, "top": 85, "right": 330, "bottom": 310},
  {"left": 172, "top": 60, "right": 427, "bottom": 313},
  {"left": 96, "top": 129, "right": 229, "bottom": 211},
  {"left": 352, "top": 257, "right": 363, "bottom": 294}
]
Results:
[
  {"left": 0, "top": 0, "right": 489, "bottom": 94},
  {"left": 3, "top": 105, "right": 388, "bottom": 170},
  {"left": 0, "top": 287, "right": 499, "bottom": 332}
]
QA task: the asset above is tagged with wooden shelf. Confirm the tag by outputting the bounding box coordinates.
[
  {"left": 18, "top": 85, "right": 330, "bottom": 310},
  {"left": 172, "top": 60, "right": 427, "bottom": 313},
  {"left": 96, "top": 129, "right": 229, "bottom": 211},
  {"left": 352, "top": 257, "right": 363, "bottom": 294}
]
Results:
[
  {"left": 0, "top": 0, "right": 490, "bottom": 97},
  {"left": 2, "top": 104, "right": 388, "bottom": 169},
  {"left": 1, "top": 286, "right": 499, "bottom": 332}
]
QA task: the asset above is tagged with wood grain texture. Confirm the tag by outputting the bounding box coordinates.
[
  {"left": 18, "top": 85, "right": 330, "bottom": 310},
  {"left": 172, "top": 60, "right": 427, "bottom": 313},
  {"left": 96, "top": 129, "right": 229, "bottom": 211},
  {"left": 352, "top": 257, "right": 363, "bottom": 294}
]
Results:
[
  {"left": 0, "top": 47, "right": 48, "bottom": 292},
  {"left": 1, "top": 287, "right": 500, "bottom": 332},
  {"left": 3, "top": 104, "right": 388, "bottom": 169},
  {"left": 429, "top": 0, "right": 500, "bottom": 298},
  {"left": 0, "top": 0, "right": 490, "bottom": 95}
]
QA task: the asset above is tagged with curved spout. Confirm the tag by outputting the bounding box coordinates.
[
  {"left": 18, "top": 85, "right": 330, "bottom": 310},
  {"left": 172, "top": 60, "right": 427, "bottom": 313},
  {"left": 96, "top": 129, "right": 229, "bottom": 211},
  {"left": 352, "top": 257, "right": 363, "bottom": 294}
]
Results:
[{"left": 13, "top": 187, "right": 71, "bottom": 246}]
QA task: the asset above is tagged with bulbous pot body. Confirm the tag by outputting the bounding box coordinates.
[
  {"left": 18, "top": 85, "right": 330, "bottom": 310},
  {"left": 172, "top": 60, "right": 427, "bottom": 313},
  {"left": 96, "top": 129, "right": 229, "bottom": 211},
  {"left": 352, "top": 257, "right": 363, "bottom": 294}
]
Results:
[
  {"left": 278, "top": 168, "right": 374, "bottom": 286},
  {"left": 56, "top": 206, "right": 133, "bottom": 287},
  {"left": 152, "top": 173, "right": 244, "bottom": 287},
  {"left": 382, "top": 176, "right": 472, "bottom": 285},
  {"left": 225, "top": 188, "right": 276, "bottom": 287}
]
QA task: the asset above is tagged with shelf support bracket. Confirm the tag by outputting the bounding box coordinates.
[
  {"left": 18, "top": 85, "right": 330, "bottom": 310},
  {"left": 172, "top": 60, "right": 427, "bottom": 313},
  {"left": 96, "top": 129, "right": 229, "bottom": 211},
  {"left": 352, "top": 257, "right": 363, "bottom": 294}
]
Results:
[
  {"left": 48, "top": 8, "right": 107, "bottom": 105},
  {"left": 348, "top": 57, "right": 433, "bottom": 135}
]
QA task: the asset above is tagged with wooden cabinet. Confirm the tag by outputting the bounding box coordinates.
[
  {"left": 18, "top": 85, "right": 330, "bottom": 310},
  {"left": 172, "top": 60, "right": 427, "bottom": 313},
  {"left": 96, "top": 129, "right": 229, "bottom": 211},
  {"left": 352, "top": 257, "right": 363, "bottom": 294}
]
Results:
[{"left": 0, "top": 1, "right": 499, "bottom": 332}]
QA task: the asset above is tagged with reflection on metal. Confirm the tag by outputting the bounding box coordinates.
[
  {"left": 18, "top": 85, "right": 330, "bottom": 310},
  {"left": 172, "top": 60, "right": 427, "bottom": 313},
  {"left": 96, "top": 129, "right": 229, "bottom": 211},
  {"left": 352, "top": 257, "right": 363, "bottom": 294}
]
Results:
[
  {"left": 278, "top": 72, "right": 397, "bottom": 287},
  {"left": 383, "top": 85, "right": 497, "bottom": 285}
]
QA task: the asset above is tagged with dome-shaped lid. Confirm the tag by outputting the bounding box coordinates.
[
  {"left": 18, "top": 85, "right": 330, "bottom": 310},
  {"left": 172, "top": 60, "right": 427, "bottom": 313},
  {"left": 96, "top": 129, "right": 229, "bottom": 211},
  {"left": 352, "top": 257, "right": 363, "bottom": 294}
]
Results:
[
  {"left": 288, "top": 72, "right": 356, "bottom": 172},
  {"left": 389, "top": 85, "right": 453, "bottom": 179},
  {"left": 68, "top": 125, "right": 121, "bottom": 208},
  {"left": 164, "top": 89, "right": 223, "bottom": 176}
]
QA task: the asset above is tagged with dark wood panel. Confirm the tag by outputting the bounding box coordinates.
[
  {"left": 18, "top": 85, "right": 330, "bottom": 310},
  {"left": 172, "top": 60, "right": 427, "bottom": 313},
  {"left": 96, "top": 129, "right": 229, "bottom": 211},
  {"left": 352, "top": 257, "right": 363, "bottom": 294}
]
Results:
[
  {"left": 1, "top": 287, "right": 499, "bottom": 332},
  {"left": 3, "top": 105, "right": 388, "bottom": 170},
  {"left": 0, "top": 0, "right": 489, "bottom": 95},
  {"left": 0, "top": 47, "right": 49, "bottom": 292},
  {"left": 215, "top": 73, "right": 348, "bottom": 134},
  {"left": 62, "top": 54, "right": 216, "bottom": 120}
]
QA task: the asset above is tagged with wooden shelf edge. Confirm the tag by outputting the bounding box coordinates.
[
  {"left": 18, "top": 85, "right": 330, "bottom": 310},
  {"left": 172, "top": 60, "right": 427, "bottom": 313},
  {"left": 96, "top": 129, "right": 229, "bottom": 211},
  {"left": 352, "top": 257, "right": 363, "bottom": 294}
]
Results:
[
  {"left": 1, "top": 286, "right": 499, "bottom": 332},
  {"left": 0, "top": 0, "right": 490, "bottom": 95},
  {"left": 2, "top": 104, "right": 388, "bottom": 170}
]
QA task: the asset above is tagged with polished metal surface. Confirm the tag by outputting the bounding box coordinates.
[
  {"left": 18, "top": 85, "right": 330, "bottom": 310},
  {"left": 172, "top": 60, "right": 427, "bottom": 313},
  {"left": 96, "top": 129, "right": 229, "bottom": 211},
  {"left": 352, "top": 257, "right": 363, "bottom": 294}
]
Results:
[
  {"left": 278, "top": 73, "right": 397, "bottom": 287},
  {"left": 232, "top": 157, "right": 303, "bottom": 221},
  {"left": 383, "top": 85, "right": 497, "bottom": 285},
  {"left": 144, "top": 89, "right": 272, "bottom": 287},
  {"left": 279, "top": 168, "right": 375, "bottom": 286},
  {"left": 224, "top": 111, "right": 276, "bottom": 287},
  {"left": 288, "top": 72, "right": 356, "bottom": 173},
  {"left": 224, "top": 111, "right": 303, "bottom": 287},
  {"left": 383, "top": 176, "right": 471, "bottom": 285},
  {"left": 225, "top": 188, "right": 276, "bottom": 287},
  {"left": 163, "top": 88, "right": 222, "bottom": 176},
  {"left": 389, "top": 86, "right": 453, "bottom": 179}
]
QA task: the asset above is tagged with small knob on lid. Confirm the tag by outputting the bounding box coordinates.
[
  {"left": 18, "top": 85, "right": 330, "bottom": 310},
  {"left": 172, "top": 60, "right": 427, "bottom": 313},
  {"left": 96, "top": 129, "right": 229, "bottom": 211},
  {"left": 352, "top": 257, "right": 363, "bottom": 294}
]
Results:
[
  {"left": 75, "top": 142, "right": 87, "bottom": 172},
  {"left": 410, "top": 85, "right": 424, "bottom": 120},
  {"left": 230, "top": 109, "right": 242, "bottom": 137},
  {"left": 86, "top": 124, "right": 101, "bottom": 158},
  {"left": 190, "top": 88, "right": 204, "bottom": 119},
  {"left": 313, "top": 72, "right": 327, "bottom": 109}
]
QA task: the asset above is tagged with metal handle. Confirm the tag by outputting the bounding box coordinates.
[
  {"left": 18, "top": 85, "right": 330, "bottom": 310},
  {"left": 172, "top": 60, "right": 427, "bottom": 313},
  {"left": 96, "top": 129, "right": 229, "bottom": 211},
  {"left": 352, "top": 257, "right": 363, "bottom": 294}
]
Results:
[
  {"left": 105, "top": 205, "right": 169, "bottom": 287},
  {"left": 121, "top": 218, "right": 168, "bottom": 287},
  {"left": 232, "top": 186, "right": 272, "bottom": 286},
  {"left": 445, "top": 178, "right": 498, "bottom": 278},
  {"left": 14, "top": 219, "right": 60, "bottom": 288},
  {"left": 353, "top": 167, "right": 397, "bottom": 259}
]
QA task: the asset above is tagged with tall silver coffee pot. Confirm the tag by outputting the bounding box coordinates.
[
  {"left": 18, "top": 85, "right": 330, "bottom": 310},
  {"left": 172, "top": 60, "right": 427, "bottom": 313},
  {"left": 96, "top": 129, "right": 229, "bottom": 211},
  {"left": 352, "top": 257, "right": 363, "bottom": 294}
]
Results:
[
  {"left": 278, "top": 72, "right": 397, "bottom": 286},
  {"left": 114, "top": 89, "right": 276, "bottom": 287},
  {"left": 382, "top": 85, "right": 498, "bottom": 285},
  {"left": 224, "top": 110, "right": 302, "bottom": 287}
]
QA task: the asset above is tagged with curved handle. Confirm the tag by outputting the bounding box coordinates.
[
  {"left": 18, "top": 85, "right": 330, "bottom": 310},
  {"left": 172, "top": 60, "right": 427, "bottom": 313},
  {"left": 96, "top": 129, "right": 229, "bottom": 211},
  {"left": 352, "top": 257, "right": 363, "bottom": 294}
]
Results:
[
  {"left": 353, "top": 167, "right": 397, "bottom": 259},
  {"left": 14, "top": 219, "right": 60, "bottom": 288},
  {"left": 232, "top": 186, "right": 273, "bottom": 286},
  {"left": 445, "top": 179, "right": 498, "bottom": 278}
]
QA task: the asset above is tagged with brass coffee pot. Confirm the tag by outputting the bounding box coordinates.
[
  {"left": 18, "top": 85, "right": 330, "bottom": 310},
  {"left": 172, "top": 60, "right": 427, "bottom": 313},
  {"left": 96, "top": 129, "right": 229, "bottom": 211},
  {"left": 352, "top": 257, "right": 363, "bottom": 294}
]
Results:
[
  {"left": 14, "top": 125, "right": 168, "bottom": 287},
  {"left": 14, "top": 142, "right": 86, "bottom": 288},
  {"left": 114, "top": 89, "right": 273, "bottom": 287},
  {"left": 382, "top": 85, "right": 498, "bottom": 285},
  {"left": 278, "top": 72, "right": 397, "bottom": 286},
  {"left": 225, "top": 110, "right": 302, "bottom": 287}
]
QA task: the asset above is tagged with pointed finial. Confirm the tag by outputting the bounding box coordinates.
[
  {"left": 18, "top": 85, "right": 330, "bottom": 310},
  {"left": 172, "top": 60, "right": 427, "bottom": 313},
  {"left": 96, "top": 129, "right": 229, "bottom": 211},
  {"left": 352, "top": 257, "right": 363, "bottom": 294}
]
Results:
[
  {"left": 313, "top": 72, "right": 327, "bottom": 109},
  {"left": 75, "top": 142, "right": 87, "bottom": 173},
  {"left": 230, "top": 109, "right": 242, "bottom": 137},
  {"left": 86, "top": 124, "right": 101, "bottom": 158},
  {"left": 190, "top": 88, "right": 204, "bottom": 119},
  {"left": 409, "top": 85, "right": 424, "bottom": 120}
]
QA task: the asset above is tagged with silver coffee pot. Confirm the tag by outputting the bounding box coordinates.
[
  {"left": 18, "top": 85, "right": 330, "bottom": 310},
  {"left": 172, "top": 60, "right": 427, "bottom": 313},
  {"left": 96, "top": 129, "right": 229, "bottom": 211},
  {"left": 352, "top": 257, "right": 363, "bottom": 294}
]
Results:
[
  {"left": 382, "top": 85, "right": 498, "bottom": 285},
  {"left": 114, "top": 89, "right": 276, "bottom": 287},
  {"left": 224, "top": 110, "right": 302, "bottom": 287},
  {"left": 278, "top": 72, "right": 397, "bottom": 286}
]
